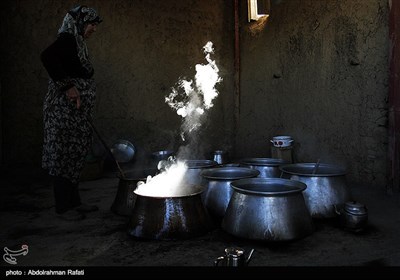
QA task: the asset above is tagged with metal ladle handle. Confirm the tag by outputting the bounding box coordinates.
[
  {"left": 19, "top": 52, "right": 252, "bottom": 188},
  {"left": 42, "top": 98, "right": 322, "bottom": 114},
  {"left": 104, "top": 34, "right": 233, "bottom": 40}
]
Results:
[{"left": 87, "top": 119, "right": 126, "bottom": 179}]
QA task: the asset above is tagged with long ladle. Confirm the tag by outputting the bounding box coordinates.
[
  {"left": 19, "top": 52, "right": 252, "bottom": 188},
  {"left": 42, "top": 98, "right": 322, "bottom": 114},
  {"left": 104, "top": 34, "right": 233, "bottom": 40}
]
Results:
[
  {"left": 312, "top": 159, "right": 321, "bottom": 175},
  {"left": 87, "top": 119, "right": 126, "bottom": 179}
]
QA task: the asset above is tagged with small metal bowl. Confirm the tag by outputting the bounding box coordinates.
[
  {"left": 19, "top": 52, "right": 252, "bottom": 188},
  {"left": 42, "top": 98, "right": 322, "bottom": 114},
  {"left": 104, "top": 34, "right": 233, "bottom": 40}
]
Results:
[
  {"left": 151, "top": 150, "right": 175, "bottom": 161},
  {"left": 111, "top": 140, "right": 136, "bottom": 162}
]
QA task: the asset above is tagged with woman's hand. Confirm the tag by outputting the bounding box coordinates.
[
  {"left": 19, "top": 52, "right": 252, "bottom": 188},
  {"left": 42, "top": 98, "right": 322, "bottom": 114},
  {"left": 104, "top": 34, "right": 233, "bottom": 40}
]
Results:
[{"left": 66, "top": 86, "right": 81, "bottom": 109}]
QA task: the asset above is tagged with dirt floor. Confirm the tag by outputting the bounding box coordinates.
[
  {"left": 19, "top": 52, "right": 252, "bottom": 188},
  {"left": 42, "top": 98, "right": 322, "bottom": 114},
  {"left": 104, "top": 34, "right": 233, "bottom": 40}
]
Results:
[{"left": 1, "top": 164, "right": 400, "bottom": 277}]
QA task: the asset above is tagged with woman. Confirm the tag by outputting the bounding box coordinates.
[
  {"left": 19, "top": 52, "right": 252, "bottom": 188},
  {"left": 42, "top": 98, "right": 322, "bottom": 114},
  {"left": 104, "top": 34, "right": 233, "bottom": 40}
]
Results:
[{"left": 41, "top": 5, "right": 102, "bottom": 221}]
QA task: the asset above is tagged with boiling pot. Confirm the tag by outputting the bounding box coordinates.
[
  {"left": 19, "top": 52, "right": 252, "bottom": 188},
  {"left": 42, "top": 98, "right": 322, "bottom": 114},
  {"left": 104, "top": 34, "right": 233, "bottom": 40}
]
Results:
[
  {"left": 221, "top": 178, "right": 314, "bottom": 241},
  {"left": 111, "top": 168, "right": 158, "bottom": 216},
  {"left": 239, "top": 158, "right": 289, "bottom": 178},
  {"left": 279, "top": 163, "right": 351, "bottom": 218},
  {"left": 200, "top": 167, "right": 260, "bottom": 221},
  {"left": 127, "top": 184, "right": 214, "bottom": 240}
]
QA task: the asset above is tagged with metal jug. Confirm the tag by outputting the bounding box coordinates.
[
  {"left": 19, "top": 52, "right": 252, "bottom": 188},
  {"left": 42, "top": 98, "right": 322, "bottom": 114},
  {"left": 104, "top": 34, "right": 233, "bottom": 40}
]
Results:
[
  {"left": 212, "top": 150, "right": 228, "bottom": 165},
  {"left": 334, "top": 201, "right": 368, "bottom": 232},
  {"left": 214, "top": 247, "right": 254, "bottom": 267}
]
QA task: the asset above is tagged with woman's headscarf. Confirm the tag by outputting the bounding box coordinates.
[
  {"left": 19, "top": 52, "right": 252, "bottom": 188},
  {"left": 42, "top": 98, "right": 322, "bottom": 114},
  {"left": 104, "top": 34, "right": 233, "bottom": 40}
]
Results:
[{"left": 57, "top": 5, "right": 102, "bottom": 73}]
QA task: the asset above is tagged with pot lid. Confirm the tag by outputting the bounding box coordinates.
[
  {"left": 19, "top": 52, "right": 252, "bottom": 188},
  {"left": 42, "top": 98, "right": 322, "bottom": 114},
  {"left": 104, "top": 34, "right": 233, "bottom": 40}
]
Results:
[{"left": 344, "top": 201, "right": 367, "bottom": 215}]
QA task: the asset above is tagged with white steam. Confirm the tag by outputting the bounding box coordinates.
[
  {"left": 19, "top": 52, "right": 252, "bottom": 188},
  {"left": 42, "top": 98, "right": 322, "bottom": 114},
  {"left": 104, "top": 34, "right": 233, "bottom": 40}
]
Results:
[{"left": 135, "top": 41, "right": 222, "bottom": 197}]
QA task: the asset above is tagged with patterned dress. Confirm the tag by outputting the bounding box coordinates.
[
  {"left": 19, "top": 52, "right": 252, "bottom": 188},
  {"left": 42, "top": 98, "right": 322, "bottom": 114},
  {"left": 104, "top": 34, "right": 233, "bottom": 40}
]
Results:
[{"left": 41, "top": 6, "right": 101, "bottom": 184}]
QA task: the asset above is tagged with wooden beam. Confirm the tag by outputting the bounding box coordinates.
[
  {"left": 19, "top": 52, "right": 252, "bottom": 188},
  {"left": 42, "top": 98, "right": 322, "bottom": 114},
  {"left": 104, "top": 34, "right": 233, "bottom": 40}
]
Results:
[{"left": 388, "top": 0, "right": 400, "bottom": 193}]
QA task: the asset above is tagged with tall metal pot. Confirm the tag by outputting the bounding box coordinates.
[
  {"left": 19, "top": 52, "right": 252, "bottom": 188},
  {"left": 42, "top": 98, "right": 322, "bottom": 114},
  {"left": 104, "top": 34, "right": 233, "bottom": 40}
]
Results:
[
  {"left": 201, "top": 167, "right": 260, "bottom": 221},
  {"left": 279, "top": 163, "right": 351, "bottom": 218},
  {"left": 222, "top": 178, "right": 314, "bottom": 241},
  {"left": 182, "top": 159, "right": 218, "bottom": 187},
  {"left": 239, "top": 158, "right": 289, "bottom": 178}
]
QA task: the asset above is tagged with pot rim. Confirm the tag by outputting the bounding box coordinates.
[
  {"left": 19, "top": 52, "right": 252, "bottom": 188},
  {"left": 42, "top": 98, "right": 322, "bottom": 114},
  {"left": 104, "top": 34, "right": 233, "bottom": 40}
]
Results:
[
  {"left": 239, "top": 158, "right": 289, "bottom": 167},
  {"left": 184, "top": 159, "right": 218, "bottom": 169},
  {"left": 200, "top": 167, "right": 260, "bottom": 180},
  {"left": 230, "top": 178, "right": 307, "bottom": 196},
  {"left": 134, "top": 184, "right": 205, "bottom": 198},
  {"left": 279, "top": 163, "right": 347, "bottom": 177}
]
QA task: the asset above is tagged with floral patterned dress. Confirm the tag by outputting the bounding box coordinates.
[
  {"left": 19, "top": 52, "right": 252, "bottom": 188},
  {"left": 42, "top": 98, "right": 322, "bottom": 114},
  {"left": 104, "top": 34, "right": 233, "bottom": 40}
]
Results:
[{"left": 41, "top": 7, "right": 101, "bottom": 184}]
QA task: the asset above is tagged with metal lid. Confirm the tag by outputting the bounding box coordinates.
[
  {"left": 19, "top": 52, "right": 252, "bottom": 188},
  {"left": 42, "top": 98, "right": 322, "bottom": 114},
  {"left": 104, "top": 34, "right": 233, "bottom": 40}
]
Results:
[{"left": 344, "top": 201, "right": 367, "bottom": 215}]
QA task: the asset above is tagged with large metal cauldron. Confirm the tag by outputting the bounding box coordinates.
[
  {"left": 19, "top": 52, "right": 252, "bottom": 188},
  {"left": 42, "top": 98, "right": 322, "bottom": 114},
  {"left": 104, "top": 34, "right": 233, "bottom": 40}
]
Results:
[
  {"left": 127, "top": 184, "right": 214, "bottom": 240},
  {"left": 279, "top": 163, "right": 351, "bottom": 218},
  {"left": 201, "top": 167, "right": 260, "bottom": 221},
  {"left": 239, "top": 158, "right": 289, "bottom": 178},
  {"left": 182, "top": 160, "right": 218, "bottom": 187},
  {"left": 222, "top": 178, "right": 314, "bottom": 241},
  {"left": 111, "top": 168, "right": 158, "bottom": 216}
]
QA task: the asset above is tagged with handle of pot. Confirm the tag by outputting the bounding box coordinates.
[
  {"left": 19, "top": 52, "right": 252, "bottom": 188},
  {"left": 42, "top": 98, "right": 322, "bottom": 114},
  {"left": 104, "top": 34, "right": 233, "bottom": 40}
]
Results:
[
  {"left": 270, "top": 140, "right": 274, "bottom": 144},
  {"left": 290, "top": 175, "right": 300, "bottom": 181},
  {"left": 214, "top": 256, "right": 225, "bottom": 266},
  {"left": 289, "top": 140, "right": 294, "bottom": 143}
]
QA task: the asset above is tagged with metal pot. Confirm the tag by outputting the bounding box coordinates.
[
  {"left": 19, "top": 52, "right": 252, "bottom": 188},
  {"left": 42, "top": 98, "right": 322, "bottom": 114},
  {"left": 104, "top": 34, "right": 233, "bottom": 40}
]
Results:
[
  {"left": 182, "top": 160, "right": 218, "bottom": 187},
  {"left": 279, "top": 163, "right": 351, "bottom": 218},
  {"left": 110, "top": 168, "right": 158, "bottom": 216},
  {"left": 222, "top": 178, "right": 314, "bottom": 241},
  {"left": 239, "top": 158, "right": 289, "bottom": 178},
  {"left": 201, "top": 167, "right": 260, "bottom": 221},
  {"left": 127, "top": 184, "right": 214, "bottom": 240}
]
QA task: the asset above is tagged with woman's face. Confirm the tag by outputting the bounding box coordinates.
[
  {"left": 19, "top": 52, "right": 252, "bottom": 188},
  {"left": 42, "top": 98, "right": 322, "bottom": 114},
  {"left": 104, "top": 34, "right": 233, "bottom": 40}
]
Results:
[{"left": 83, "top": 23, "right": 97, "bottom": 39}]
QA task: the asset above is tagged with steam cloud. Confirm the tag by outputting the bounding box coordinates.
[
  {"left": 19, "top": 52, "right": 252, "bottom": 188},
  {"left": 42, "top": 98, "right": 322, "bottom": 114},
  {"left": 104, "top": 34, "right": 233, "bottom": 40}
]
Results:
[
  {"left": 165, "top": 41, "right": 222, "bottom": 159},
  {"left": 135, "top": 41, "right": 222, "bottom": 197}
]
